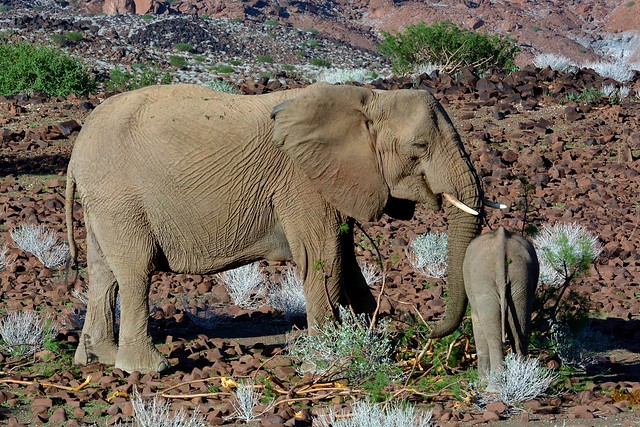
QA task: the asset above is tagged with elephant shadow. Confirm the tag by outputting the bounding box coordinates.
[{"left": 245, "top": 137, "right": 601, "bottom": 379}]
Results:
[
  {"left": 148, "top": 310, "right": 299, "bottom": 345},
  {"left": 580, "top": 317, "right": 640, "bottom": 383}
]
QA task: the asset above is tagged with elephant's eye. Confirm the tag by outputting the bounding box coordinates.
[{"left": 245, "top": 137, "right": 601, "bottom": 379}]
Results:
[{"left": 413, "top": 142, "right": 428, "bottom": 149}]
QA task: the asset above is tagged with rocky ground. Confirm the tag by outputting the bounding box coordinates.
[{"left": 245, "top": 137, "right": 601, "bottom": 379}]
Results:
[{"left": 1, "top": 4, "right": 640, "bottom": 427}]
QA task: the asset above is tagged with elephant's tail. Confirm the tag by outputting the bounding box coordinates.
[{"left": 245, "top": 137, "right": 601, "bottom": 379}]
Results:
[
  {"left": 496, "top": 227, "right": 508, "bottom": 344},
  {"left": 65, "top": 170, "right": 77, "bottom": 263}
]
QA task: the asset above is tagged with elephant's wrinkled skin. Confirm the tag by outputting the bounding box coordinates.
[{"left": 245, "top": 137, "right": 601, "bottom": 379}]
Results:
[
  {"left": 463, "top": 227, "right": 539, "bottom": 379},
  {"left": 65, "top": 83, "right": 483, "bottom": 373}
]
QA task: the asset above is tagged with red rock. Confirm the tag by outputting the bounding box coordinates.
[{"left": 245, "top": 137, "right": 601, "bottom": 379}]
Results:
[{"left": 482, "top": 410, "right": 501, "bottom": 422}]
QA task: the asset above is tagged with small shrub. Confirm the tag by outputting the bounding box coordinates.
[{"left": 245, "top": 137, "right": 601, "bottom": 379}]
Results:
[
  {"left": 174, "top": 42, "right": 193, "bottom": 52},
  {"left": 316, "top": 68, "right": 376, "bottom": 84},
  {"left": 225, "top": 380, "right": 274, "bottom": 422},
  {"left": 533, "top": 53, "right": 577, "bottom": 72},
  {"left": 169, "top": 55, "right": 187, "bottom": 68},
  {"left": 0, "top": 243, "right": 12, "bottom": 270},
  {"left": 359, "top": 261, "right": 382, "bottom": 286},
  {"left": 305, "top": 28, "right": 319, "bottom": 35},
  {"left": 533, "top": 222, "right": 602, "bottom": 288},
  {"left": 106, "top": 65, "right": 171, "bottom": 92},
  {"left": 181, "top": 295, "right": 228, "bottom": 329},
  {"left": 378, "top": 21, "right": 519, "bottom": 74},
  {"left": 51, "top": 31, "right": 84, "bottom": 46},
  {"left": 406, "top": 232, "right": 448, "bottom": 279},
  {"left": 0, "top": 311, "right": 58, "bottom": 357},
  {"left": 550, "top": 323, "right": 612, "bottom": 368},
  {"left": 532, "top": 222, "right": 602, "bottom": 334},
  {"left": 264, "top": 19, "right": 279, "bottom": 26},
  {"left": 204, "top": 80, "right": 238, "bottom": 93},
  {"left": 318, "top": 399, "right": 434, "bottom": 427},
  {"left": 231, "top": 17, "right": 243, "bottom": 23},
  {"left": 141, "top": 13, "right": 153, "bottom": 20},
  {"left": 309, "top": 57, "right": 331, "bottom": 67},
  {"left": 200, "top": 14, "right": 210, "bottom": 20},
  {"left": 601, "top": 82, "right": 617, "bottom": 97},
  {"left": 229, "top": 59, "right": 242, "bottom": 66},
  {"left": 483, "top": 353, "right": 557, "bottom": 406},
  {"left": 131, "top": 387, "right": 206, "bottom": 427},
  {"left": 564, "top": 87, "right": 603, "bottom": 105},
  {"left": 219, "top": 263, "right": 266, "bottom": 309},
  {"left": 11, "top": 224, "right": 70, "bottom": 268},
  {"left": 0, "top": 41, "right": 95, "bottom": 96},
  {"left": 212, "top": 63, "right": 235, "bottom": 74},
  {"left": 585, "top": 61, "right": 635, "bottom": 82},
  {"left": 256, "top": 55, "right": 274, "bottom": 63},
  {"left": 303, "top": 39, "right": 319, "bottom": 48},
  {"left": 267, "top": 266, "right": 306, "bottom": 321},
  {"left": 287, "top": 306, "right": 393, "bottom": 383},
  {"left": 0, "top": 4, "right": 11, "bottom": 12}
]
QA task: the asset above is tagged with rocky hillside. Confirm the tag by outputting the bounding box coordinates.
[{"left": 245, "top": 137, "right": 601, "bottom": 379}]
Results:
[{"left": 60, "top": 0, "right": 640, "bottom": 67}]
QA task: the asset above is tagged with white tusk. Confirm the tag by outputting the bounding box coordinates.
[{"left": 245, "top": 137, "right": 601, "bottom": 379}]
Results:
[
  {"left": 483, "top": 199, "right": 508, "bottom": 209},
  {"left": 442, "top": 193, "right": 479, "bottom": 216}
]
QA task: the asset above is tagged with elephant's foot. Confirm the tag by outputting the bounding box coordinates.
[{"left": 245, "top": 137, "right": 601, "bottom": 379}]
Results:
[
  {"left": 115, "top": 340, "right": 170, "bottom": 374},
  {"left": 74, "top": 335, "right": 118, "bottom": 366}
]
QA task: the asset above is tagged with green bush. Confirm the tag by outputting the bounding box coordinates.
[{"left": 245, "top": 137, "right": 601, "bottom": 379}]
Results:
[
  {"left": 257, "top": 55, "right": 274, "bottom": 63},
  {"left": 51, "top": 31, "right": 84, "bottom": 46},
  {"left": 169, "top": 55, "right": 187, "bottom": 68},
  {"left": 0, "top": 4, "right": 12, "bottom": 12},
  {"left": 212, "top": 63, "right": 235, "bottom": 74},
  {"left": 105, "top": 65, "right": 172, "bottom": 92},
  {"left": 378, "top": 21, "right": 520, "bottom": 74},
  {"left": 309, "top": 57, "right": 331, "bottom": 67},
  {"left": 0, "top": 41, "right": 95, "bottom": 96},
  {"left": 174, "top": 42, "right": 193, "bottom": 52}
]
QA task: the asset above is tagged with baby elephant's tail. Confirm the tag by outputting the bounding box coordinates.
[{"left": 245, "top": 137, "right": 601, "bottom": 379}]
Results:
[
  {"left": 496, "top": 227, "right": 508, "bottom": 344},
  {"left": 65, "top": 171, "right": 77, "bottom": 264}
]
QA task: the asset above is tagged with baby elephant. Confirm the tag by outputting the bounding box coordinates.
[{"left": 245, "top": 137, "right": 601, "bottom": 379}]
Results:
[{"left": 463, "top": 227, "right": 539, "bottom": 379}]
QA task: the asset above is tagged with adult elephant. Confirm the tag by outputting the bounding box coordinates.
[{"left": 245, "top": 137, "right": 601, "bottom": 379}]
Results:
[{"left": 66, "top": 83, "right": 484, "bottom": 373}]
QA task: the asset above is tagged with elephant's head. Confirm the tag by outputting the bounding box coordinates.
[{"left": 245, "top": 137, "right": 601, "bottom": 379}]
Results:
[{"left": 271, "top": 83, "right": 484, "bottom": 337}]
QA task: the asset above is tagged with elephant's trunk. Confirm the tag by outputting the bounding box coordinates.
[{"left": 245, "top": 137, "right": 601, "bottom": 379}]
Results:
[{"left": 429, "top": 168, "right": 482, "bottom": 338}]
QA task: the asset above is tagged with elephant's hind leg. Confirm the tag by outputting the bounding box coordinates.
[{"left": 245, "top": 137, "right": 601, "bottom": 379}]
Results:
[{"left": 75, "top": 227, "right": 119, "bottom": 366}]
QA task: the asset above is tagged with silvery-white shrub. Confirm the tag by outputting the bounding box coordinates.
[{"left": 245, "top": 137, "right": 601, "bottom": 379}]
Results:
[
  {"left": 533, "top": 53, "right": 577, "bottom": 72},
  {"left": 413, "top": 62, "right": 442, "bottom": 76},
  {"left": 584, "top": 61, "right": 634, "bottom": 82},
  {"left": 360, "top": 261, "right": 382, "bottom": 286},
  {"left": 11, "top": 224, "right": 70, "bottom": 268},
  {"left": 219, "top": 262, "right": 266, "bottom": 309},
  {"left": 287, "top": 306, "right": 393, "bottom": 382},
  {"left": 0, "top": 311, "right": 58, "bottom": 357},
  {"left": 550, "top": 323, "right": 611, "bottom": 369},
  {"left": 0, "top": 243, "right": 11, "bottom": 270},
  {"left": 406, "top": 232, "right": 448, "bottom": 279},
  {"left": 267, "top": 266, "right": 306, "bottom": 321},
  {"left": 532, "top": 222, "right": 603, "bottom": 287},
  {"left": 601, "top": 82, "right": 617, "bottom": 97},
  {"left": 483, "top": 353, "right": 557, "bottom": 406},
  {"left": 181, "top": 294, "right": 228, "bottom": 329},
  {"left": 205, "top": 80, "right": 238, "bottom": 93},
  {"left": 68, "top": 286, "right": 121, "bottom": 331},
  {"left": 131, "top": 387, "right": 206, "bottom": 427},
  {"left": 225, "top": 380, "right": 274, "bottom": 422},
  {"left": 618, "top": 86, "right": 631, "bottom": 99},
  {"left": 317, "top": 399, "right": 434, "bottom": 427},
  {"left": 316, "top": 68, "right": 376, "bottom": 84}
]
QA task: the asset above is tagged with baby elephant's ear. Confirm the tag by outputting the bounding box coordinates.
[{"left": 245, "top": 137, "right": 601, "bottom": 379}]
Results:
[{"left": 271, "top": 83, "right": 389, "bottom": 222}]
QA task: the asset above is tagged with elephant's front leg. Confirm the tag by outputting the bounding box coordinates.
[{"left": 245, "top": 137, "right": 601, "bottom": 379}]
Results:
[
  {"left": 75, "top": 229, "right": 118, "bottom": 366},
  {"left": 340, "top": 222, "right": 376, "bottom": 316},
  {"left": 286, "top": 220, "right": 347, "bottom": 332}
]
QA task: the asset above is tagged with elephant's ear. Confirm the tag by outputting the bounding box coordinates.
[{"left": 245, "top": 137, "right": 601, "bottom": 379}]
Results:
[{"left": 271, "top": 83, "right": 389, "bottom": 222}]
